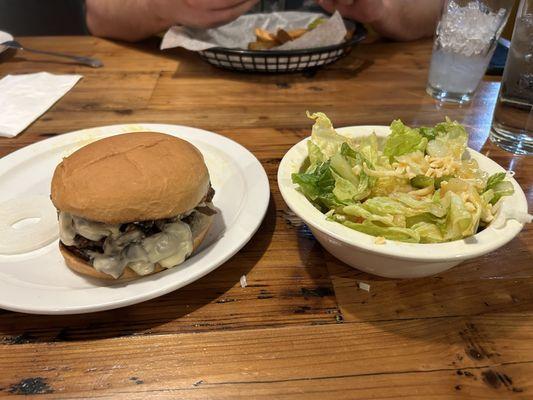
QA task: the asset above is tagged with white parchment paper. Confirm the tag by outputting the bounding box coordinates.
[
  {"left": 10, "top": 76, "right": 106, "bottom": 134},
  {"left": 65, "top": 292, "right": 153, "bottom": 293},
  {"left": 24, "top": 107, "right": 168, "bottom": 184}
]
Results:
[{"left": 161, "top": 11, "right": 347, "bottom": 52}]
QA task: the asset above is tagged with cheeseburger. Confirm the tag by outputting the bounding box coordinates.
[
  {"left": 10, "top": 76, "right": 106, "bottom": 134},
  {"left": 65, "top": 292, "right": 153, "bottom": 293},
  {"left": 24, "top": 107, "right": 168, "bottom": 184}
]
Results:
[{"left": 51, "top": 132, "right": 216, "bottom": 280}]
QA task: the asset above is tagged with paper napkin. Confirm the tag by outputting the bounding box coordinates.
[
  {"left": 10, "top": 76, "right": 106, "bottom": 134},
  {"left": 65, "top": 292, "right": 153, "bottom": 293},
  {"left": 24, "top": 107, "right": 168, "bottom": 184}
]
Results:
[{"left": 0, "top": 72, "right": 82, "bottom": 138}]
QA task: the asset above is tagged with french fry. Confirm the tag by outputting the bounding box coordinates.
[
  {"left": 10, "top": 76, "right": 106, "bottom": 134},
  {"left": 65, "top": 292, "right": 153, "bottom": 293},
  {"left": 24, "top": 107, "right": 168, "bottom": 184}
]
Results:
[
  {"left": 276, "top": 29, "right": 293, "bottom": 44},
  {"left": 248, "top": 25, "right": 312, "bottom": 51},
  {"left": 255, "top": 28, "right": 278, "bottom": 43},
  {"left": 287, "top": 28, "right": 307, "bottom": 40},
  {"left": 248, "top": 41, "right": 277, "bottom": 50},
  {"left": 344, "top": 28, "right": 355, "bottom": 41}
]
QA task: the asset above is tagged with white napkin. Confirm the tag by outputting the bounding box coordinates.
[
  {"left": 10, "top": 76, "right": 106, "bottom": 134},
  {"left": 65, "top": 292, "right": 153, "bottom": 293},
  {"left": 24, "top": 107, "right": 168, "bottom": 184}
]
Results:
[{"left": 0, "top": 72, "right": 82, "bottom": 138}]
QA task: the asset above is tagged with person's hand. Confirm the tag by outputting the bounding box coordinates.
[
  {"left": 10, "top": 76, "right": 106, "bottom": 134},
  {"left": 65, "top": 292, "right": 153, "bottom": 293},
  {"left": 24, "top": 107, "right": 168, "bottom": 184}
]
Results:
[
  {"left": 155, "top": 0, "right": 260, "bottom": 29},
  {"left": 316, "top": 0, "right": 441, "bottom": 41},
  {"left": 316, "top": 0, "right": 387, "bottom": 24}
]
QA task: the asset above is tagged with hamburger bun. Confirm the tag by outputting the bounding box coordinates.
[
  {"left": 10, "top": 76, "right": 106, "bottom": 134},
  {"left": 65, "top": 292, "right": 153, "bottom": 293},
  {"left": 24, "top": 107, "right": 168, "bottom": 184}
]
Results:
[
  {"left": 60, "top": 215, "right": 213, "bottom": 281},
  {"left": 51, "top": 131, "right": 215, "bottom": 281},
  {"left": 51, "top": 132, "right": 210, "bottom": 224}
]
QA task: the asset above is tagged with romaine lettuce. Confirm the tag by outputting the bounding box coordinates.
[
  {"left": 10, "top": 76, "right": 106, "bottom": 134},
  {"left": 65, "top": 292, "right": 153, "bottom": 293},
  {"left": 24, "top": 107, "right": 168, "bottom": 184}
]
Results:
[
  {"left": 292, "top": 113, "right": 519, "bottom": 243},
  {"left": 383, "top": 120, "right": 428, "bottom": 159}
]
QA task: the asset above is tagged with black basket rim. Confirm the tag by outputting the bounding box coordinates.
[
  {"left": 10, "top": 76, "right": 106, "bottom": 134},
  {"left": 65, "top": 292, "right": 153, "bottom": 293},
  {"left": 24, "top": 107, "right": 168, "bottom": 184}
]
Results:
[{"left": 199, "top": 22, "right": 366, "bottom": 57}]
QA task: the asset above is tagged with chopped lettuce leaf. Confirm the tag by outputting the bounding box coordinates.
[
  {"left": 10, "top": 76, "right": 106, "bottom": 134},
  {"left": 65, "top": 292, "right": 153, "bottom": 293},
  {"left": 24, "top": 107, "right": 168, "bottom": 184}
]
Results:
[
  {"left": 419, "top": 126, "right": 438, "bottom": 140},
  {"left": 410, "top": 175, "right": 434, "bottom": 189},
  {"left": 490, "top": 180, "right": 514, "bottom": 205},
  {"left": 308, "top": 17, "right": 326, "bottom": 30},
  {"left": 330, "top": 152, "right": 357, "bottom": 183},
  {"left": 357, "top": 133, "right": 380, "bottom": 165},
  {"left": 342, "top": 203, "right": 396, "bottom": 226},
  {"left": 307, "top": 111, "right": 348, "bottom": 158},
  {"left": 426, "top": 118, "right": 468, "bottom": 159},
  {"left": 483, "top": 172, "right": 513, "bottom": 204},
  {"left": 383, "top": 120, "right": 428, "bottom": 159},
  {"left": 443, "top": 192, "right": 474, "bottom": 240},
  {"left": 292, "top": 161, "right": 340, "bottom": 210},
  {"left": 391, "top": 192, "right": 447, "bottom": 217},
  {"left": 342, "top": 219, "right": 421, "bottom": 243},
  {"left": 331, "top": 171, "right": 359, "bottom": 202},
  {"left": 307, "top": 140, "right": 325, "bottom": 170},
  {"left": 332, "top": 171, "right": 370, "bottom": 203},
  {"left": 406, "top": 212, "right": 445, "bottom": 227},
  {"left": 485, "top": 172, "right": 506, "bottom": 191},
  {"left": 481, "top": 189, "right": 494, "bottom": 204},
  {"left": 411, "top": 222, "right": 444, "bottom": 243},
  {"left": 371, "top": 175, "right": 411, "bottom": 197}
]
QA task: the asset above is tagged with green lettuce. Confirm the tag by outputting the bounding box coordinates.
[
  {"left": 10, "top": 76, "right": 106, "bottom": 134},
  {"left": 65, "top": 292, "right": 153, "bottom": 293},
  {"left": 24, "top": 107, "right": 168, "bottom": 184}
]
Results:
[
  {"left": 357, "top": 133, "right": 380, "bottom": 165},
  {"left": 443, "top": 191, "right": 475, "bottom": 241},
  {"left": 426, "top": 118, "right": 468, "bottom": 159},
  {"left": 411, "top": 222, "right": 444, "bottom": 243},
  {"left": 391, "top": 192, "right": 447, "bottom": 217},
  {"left": 485, "top": 172, "right": 506, "bottom": 190},
  {"left": 484, "top": 172, "right": 514, "bottom": 204},
  {"left": 292, "top": 161, "right": 341, "bottom": 211},
  {"left": 489, "top": 181, "right": 514, "bottom": 205},
  {"left": 308, "top": 112, "right": 348, "bottom": 158},
  {"left": 342, "top": 203, "right": 396, "bottom": 226},
  {"left": 292, "top": 112, "right": 518, "bottom": 244},
  {"left": 307, "top": 140, "right": 325, "bottom": 170},
  {"left": 342, "top": 219, "right": 421, "bottom": 243},
  {"left": 383, "top": 120, "right": 428, "bottom": 159}
]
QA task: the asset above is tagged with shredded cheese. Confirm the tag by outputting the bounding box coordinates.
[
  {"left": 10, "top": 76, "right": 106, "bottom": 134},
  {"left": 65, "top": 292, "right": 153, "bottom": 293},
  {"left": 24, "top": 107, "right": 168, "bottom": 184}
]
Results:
[
  {"left": 424, "top": 155, "right": 461, "bottom": 178},
  {"left": 374, "top": 236, "right": 386, "bottom": 245}
]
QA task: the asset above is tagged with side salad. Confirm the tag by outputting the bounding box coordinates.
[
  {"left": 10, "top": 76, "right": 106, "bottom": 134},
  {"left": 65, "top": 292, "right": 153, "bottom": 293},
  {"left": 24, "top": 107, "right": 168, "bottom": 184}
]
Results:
[{"left": 292, "top": 112, "right": 521, "bottom": 244}]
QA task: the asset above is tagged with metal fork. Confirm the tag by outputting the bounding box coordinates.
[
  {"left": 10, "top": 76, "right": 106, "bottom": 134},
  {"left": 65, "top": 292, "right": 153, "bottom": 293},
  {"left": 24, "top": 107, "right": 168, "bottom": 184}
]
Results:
[{"left": 1, "top": 40, "right": 103, "bottom": 68}]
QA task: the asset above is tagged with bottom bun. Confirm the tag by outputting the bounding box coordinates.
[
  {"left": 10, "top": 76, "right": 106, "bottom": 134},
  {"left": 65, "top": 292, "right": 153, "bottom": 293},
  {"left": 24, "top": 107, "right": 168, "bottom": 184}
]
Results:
[{"left": 60, "top": 216, "right": 213, "bottom": 281}]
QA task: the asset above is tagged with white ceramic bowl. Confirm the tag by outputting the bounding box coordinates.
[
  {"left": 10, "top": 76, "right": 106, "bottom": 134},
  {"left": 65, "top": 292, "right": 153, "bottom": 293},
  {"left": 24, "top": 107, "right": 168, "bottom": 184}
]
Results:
[{"left": 278, "top": 126, "right": 529, "bottom": 278}]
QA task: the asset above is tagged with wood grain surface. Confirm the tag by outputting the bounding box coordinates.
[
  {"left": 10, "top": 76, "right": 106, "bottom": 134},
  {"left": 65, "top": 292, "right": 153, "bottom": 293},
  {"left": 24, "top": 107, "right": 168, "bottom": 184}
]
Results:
[{"left": 0, "top": 36, "right": 531, "bottom": 399}]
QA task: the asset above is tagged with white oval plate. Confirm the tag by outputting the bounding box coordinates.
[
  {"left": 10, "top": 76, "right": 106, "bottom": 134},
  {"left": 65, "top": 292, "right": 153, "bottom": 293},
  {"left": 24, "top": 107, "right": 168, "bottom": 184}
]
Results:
[
  {"left": 0, "top": 124, "right": 269, "bottom": 314},
  {"left": 0, "top": 31, "right": 14, "bottom": 54}
]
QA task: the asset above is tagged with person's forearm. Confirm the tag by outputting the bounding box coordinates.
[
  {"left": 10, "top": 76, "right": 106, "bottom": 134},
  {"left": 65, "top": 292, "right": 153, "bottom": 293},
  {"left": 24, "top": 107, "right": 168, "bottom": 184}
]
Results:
[
  {"left": 86, "top": 0, "right": 173, "bottom": 42},
  {"left": 372, "top": 0, "right": 444, "bottom": 41}
]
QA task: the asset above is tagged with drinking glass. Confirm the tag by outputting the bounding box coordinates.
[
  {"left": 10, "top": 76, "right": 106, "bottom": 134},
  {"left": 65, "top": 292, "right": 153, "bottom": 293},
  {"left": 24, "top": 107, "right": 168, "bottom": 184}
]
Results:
[
  {"left": 490, "top": 0, "right": 533, "bottom": 154},
  {"left": 426, "top": 0, "right": 514, "bottom": 103}
]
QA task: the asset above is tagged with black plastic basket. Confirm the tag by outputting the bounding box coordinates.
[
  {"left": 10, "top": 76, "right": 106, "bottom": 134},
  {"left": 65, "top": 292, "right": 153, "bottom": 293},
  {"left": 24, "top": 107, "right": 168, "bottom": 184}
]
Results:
[{"left": 198, "top": 22, "right": 366, "bottom": 73}]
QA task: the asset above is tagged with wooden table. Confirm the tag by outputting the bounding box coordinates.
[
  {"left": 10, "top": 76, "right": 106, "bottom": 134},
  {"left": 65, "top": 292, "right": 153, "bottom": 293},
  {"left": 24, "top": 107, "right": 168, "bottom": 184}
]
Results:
[{"left": 0, "top": 36, "right": 531, "bottom": 399}]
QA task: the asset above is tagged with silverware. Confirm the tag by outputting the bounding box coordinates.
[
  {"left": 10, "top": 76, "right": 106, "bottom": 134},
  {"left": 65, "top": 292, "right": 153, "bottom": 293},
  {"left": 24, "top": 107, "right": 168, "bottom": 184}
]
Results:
[{"left": 0, "top": 40, "right": 103, "bottom": 68}]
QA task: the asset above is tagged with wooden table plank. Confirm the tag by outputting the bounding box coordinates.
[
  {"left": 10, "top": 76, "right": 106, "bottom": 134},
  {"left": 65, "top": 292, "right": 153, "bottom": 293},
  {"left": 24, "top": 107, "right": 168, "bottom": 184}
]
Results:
[
  {"left": 0, "top": 37, "right": 179, "bottom": 74},
  {"left": 0, "top": 39, "right": 500, "bottom": 136},
  {"left": 1, "top": 316, "right": 532, "bottom": 397},
  {"left": 4, "top": 367, "right": 531, "bottom": 399},
  {"left": 52, "top": 72, "right": 161, "bottom": 111}
]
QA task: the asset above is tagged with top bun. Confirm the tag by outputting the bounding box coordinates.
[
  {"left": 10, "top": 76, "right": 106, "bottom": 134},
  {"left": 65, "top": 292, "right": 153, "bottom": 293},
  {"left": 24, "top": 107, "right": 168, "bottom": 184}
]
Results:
[{"left": 51, "top": 132, "right": 209, "bottom": 223}]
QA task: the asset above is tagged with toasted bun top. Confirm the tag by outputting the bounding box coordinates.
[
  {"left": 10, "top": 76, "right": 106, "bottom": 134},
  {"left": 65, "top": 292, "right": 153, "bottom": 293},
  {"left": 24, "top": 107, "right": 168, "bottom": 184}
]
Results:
[{"left": 51, "top": 132, "right": 209, "bottom": 223}]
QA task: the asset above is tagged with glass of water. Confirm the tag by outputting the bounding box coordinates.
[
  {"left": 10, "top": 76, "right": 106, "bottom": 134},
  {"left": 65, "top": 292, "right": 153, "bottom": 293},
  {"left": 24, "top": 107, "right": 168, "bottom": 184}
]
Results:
[
  {"left": 426, "top": 0, "right": 514, "bottom": 103},
  {"left": 490, "top": 0, "right": 533, "bottom": 154}
]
